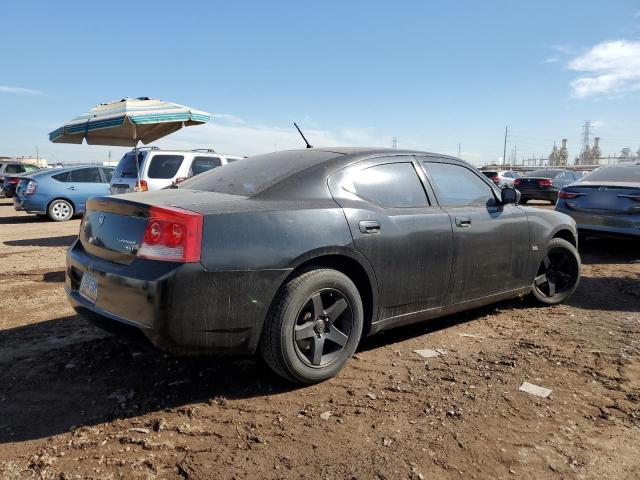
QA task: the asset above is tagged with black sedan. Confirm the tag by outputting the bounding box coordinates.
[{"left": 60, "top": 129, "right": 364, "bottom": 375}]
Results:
[
  {"left": 66, "top": 148, "right": 581, "bottom": 383},
  {"left": 514, "top": 169, "right": 582, "bottom": 204}
]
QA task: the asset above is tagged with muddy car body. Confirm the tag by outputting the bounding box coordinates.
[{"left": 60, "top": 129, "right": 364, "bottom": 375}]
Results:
[{"left": 66, "top": 148, "right": 581, "bottom": 383}]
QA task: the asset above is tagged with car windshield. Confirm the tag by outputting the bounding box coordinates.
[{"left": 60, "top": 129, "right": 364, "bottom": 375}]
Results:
[
  {"left": 527, "top": 169, "right": 560, "bottom": 178},
  {"left": 580, "top": 165, "right": 640, "bottom": 182},
  {"left": 177, "top": 150, "right": 338, "bottom": 196},
  {"left": 114, "top": 152, "right": 145, "bottom": 178}
]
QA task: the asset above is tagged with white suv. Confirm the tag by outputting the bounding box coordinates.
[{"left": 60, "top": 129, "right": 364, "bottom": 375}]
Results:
[{"left": 110, "top": 148, "right": 244, "bottom": 194}]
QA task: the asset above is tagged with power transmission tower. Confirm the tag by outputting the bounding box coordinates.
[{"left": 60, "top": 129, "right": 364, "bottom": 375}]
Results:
[
  {"left": 392, "top": 137, "right": 397, "bottom": 149},
  {"left": 579, "top": 120, "right": 592, "bottom": 165},
  {"left": 502, "top": 126, "right": 508, "bottom": 167}
]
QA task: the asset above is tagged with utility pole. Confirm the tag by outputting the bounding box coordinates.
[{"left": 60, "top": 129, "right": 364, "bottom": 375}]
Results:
[
  {"left": 502, "top": 126, "right": 508, "bottom": 167},
  {"left": 457, "top": 143, "right": 461, "bottom": 158},
  {"left": 392, "top": 137, "right": 397, "bottom": 150}
]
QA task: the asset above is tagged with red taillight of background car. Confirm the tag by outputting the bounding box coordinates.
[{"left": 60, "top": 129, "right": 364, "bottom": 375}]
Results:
[
  {"left": 538, "top": 179, "right": 553, "bottom": 186},
  {"left": 513, "top": 179, "right": 521, "bottom": 186},
  {"left": 558, "top": 190, "right": 583, "bottom": 199},
  {"left": 134, "top": 179, "right": 149, "bottom": 192},
  {"left": 491, "top": 177, "right": 500, "bottom": 184},
  {"left": 25, "top": 180, "right": 37, "bottom": 195},
  {"left": 137, "top": 206, "right": 203, "bottom": 263},
  {"left": 8, "top": 177, "right": 20, "bottom": 185}
]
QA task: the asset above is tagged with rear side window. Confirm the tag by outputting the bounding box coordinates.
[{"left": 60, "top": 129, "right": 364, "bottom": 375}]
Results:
[
  {"left": 52, "top": 172, "right": 71, "bottom": 182},
  {"left": 581, "top": 166, "right": 640, "bottom": 182},
  {"left": 425, "top": 162, "right": 495, "bottom": 207},
  {"left": 147, "top": 155, "right": 184, "bottom": 179},
  {"left": 191, "top": 156, "right": 222, "bottom": 176},
  {"left": 71, "top": 168, "right": 102, "bottom": 183},
  {"left": 346, "top": 162, "right": 428, "bottom": 208},
  {"left": 5, "top": 165, "right": 24, "bottom": 174},
  {"left": 114, "top": 152, "right": 145, "bottom": 178}
]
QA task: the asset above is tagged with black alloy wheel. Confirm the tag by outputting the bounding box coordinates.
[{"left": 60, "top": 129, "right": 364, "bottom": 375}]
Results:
[
  {"left": 293, "top": 289, "right": 354, "bottom": 367},
  {"left": 261, "top": 268, "right": 363, "bottom": 384},
  {"left": 532, "top": 238, "right": 580, "bottom": 304}
]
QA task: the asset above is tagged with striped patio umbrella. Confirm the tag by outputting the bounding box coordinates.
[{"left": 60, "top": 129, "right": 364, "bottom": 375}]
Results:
[{"left": 49, "top": 97, "right": 210, "bottom": 147}]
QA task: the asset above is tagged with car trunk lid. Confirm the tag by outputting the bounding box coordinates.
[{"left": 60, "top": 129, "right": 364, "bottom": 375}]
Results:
[
  {"left": 561, "top": 182, "right": 640, "bottom": 214},
  {"left": 79, "top": 189, "right": 247, "bottom": 264}
]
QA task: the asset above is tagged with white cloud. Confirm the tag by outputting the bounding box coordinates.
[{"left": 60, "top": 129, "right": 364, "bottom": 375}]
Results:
[
  {"left": 567, "top": 40, "right": 640, "bottom": 98},
  {"left": 542, "top": 56, "right": 559, "bottom": 64},
  {"left": 0, "top": 85, "right": 43, "bottom": 95},
  {"left": 154, "top": 119, "right": 401, "bottom": 157}
]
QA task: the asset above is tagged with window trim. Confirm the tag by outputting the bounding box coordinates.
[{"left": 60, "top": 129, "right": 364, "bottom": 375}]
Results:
[{"left": 419, "top": 158, "right": 500, "bottom": 208}]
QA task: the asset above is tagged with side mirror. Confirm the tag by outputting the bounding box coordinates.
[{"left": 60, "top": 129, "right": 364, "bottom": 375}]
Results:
[{"left": 501, "top": 187, "right": 521, "bottom": 205}]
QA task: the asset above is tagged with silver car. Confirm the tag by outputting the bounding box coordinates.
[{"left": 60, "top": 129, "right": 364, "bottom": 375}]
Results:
[{"left": 555, "top": 162, "right": 640, "bottom": 238}]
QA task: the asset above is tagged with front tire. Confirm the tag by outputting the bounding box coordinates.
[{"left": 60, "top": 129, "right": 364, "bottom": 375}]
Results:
[
  {"left": 260, "top": 268, "right": 363, "bottom": 384},
  {"left": 48, "top": 199, "right": 74, "bottom": 221},
  {"left": 531, "top": 238, "right": 581, "bottom": 305}
]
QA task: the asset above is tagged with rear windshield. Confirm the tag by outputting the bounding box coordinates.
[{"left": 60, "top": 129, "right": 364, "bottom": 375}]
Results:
[
  {"left": 147, "top": 155, "right": 184, "bottom": 179},
  {"left": 177, "top": 150, "right": 338, "bottom": 196},
  {"left": 482, "top": 171, "right": 498, "bottom": 178},
  {"left": 527, "top": 169, "right": 561, "bottom": 178},
  {"left": 114, "top": 152, "right": 145, "bottom": 178},
  {"left": 581, "top": 165, "right": 640, "bottom": 182}
]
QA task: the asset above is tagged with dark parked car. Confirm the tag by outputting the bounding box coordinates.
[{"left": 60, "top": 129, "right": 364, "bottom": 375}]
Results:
[
  {"left": 514, "top": 169, "right": 582, "bottom": 204},
  {"left": 556, "top": 162, "right": 640, "bottom": 239},
  {"left": 1, "top": 170, "right": 46, "bottom": 198},
  {"left": 0, "top": 162, "right": 39, "bottom": 194},
  {"left": 66, "top": 148, "right": 581, "bottom": 383}
]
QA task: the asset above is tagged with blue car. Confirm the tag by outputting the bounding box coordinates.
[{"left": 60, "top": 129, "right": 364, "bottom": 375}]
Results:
[{"left": 14, "top": 165, "right": 114, "bottom": 221}]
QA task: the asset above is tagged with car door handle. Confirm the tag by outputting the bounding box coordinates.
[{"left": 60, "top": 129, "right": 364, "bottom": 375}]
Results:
[
  {"left": 455, "top": 216, "right": 471, "bottom": 227},
  {"left": 67, "top": 186, "right": 76, "bottom": 191},
  {"left": 359, "top": 220, "right": 381, "bottom": 234}
]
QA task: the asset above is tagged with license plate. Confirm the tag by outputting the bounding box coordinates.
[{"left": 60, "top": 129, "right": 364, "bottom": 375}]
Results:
[{"left": 79, "top": 271, "right": 98, "bottom": 303}]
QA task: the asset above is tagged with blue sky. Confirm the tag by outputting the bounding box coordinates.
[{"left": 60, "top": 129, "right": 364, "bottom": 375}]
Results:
[{"left": 1, "top": 0, "right": 639, "bottom": 165}]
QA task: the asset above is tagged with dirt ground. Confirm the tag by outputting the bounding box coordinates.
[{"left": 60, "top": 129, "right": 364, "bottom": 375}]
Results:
[{"left": 0, "top": 199, "right": 638, "bottom": 480}]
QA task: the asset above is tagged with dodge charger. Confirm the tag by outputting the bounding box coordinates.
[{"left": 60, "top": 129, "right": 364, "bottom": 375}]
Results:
[{"left": 66, "top": 148, "right": 581, "bottom": 383}]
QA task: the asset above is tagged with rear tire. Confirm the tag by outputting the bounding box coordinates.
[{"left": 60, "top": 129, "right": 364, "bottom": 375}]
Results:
[
  {"left": 48, "top": 199, "right": 74, "bottom": 222},
  {"left": 530, "top": 238, "right": 580, "bottom": 305},
  {"left": 260, "top": 268, "right": 363, "bottom": 384}
]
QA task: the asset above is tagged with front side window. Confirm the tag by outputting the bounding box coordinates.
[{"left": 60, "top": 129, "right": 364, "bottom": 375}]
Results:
[
  {"left": 147, "top": 155, "right": 185, "bottom": 179},
  {"left": 344, "top": 162, "right": 428, "bottom": 208},
  {"left": 70, "top": 168, "right": 102, "bottom": 183},
  {"left": 190, "top": 156, "right": 222, "bottom": 176},
  {"left": 424, "top": 162, "right": 496, "bottom": 207}
]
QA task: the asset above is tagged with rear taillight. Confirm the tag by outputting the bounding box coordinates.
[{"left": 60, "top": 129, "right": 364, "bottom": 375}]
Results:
[
  {"left": 25, "top": 180, "right": 37, "bottom": 195},
  {"left": 558, "top": 190, "right": 583, "bottom": 199},
  {"left": 538, "top": 179, "right": 553, "bottom": 186},
  {"left": 137, "top": 206, "right": 203, "bottom": 263},
  {"left": 8, "top": 178, "right": 20, "bottom": 185},
  {"left": 491, "top": 177, "right": 500, "bottom": 184},
  {"left": 134, "top": 180, "right": 148, "bottom": 192},
  {"left": 513, "top": 179, "right": 521, "bottom": 186}
]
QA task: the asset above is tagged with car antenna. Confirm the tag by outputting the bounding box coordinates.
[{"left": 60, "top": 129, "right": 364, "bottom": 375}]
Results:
[{"left": 294, "top": 122, "right": 313, "bottom": 149}]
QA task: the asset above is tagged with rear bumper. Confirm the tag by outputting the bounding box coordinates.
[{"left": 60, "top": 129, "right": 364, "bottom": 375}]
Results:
[
  {"left": 66, "top": 240, "right": 291, "bottom": 355},
  {"left": 555, "top": 205, "right": 640, "bottom": 238},
  {"left": 13, "top": 194, "right": 46, "bottom": 214}
]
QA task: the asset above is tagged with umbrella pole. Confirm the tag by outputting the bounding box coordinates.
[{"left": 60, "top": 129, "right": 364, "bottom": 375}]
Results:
[{"left": 133, "top": 124, "right": 141, "bottom": 191}]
